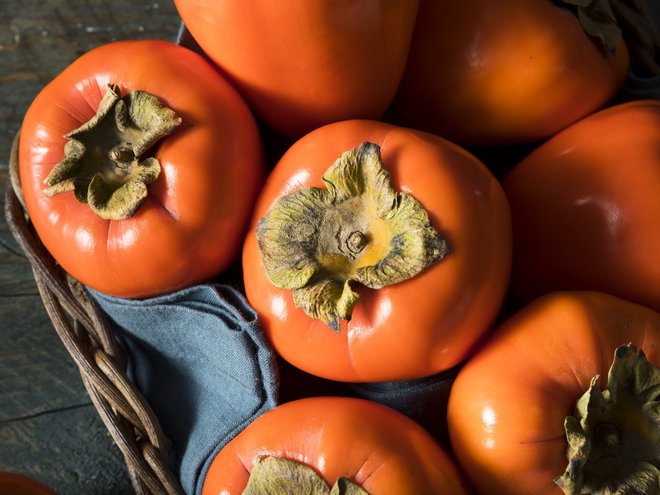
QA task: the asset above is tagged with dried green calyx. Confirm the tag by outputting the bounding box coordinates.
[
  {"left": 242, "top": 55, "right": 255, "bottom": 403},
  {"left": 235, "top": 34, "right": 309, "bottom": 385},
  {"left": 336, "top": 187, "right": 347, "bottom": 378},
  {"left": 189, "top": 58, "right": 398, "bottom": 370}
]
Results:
[
  {"left": 555, "top": 0, "right": 622, "bottom": 55},
  {"left": 256, "top": 142, "right": 450, "bottom": 331},
  {"left": 243, "top": 456, "right": 368, "bottom": 495},
  {"left": 44, "top": 83, "right": 181, "bottom": 220},
  {"left": 555, "top": 343, "right": 660, "bottom": 495}
]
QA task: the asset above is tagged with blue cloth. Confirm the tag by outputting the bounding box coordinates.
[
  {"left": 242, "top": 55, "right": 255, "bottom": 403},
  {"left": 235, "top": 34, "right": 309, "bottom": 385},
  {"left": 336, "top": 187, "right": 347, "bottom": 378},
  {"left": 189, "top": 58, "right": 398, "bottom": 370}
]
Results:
[
  {"left": 622, "top": 74, "right": 660, "bottom": 101},
  {"left": 89, "top": 284, "right": 279, "bottom": 495},
  {"left": 90, "top": 282, "right": 460, "bottom": 494},
  {"left": 347, "top": 367, "right": 460, "bottom": 446},
  {"left": 278, "top": 360, "right": 459, "bottom": 447}
]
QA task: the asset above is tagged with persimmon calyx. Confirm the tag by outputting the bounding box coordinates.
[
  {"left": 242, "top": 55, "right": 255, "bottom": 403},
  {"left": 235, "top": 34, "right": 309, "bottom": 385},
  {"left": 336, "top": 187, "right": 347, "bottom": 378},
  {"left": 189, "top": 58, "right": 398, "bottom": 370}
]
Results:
[
  {"left": 43, "top": 83, "right": 181, "bottom": 220},
  {"left": 256, "top": 141, "right": 450, "bottom": 331},
  {"left": 555, "top": 343, "right": 660, "bottom": 495},
  {"left": 242, "top": 456, "right": 368, "bottom": 495},
  {"left": 555, "top": 0, "right": 622, "bottom": 55}
]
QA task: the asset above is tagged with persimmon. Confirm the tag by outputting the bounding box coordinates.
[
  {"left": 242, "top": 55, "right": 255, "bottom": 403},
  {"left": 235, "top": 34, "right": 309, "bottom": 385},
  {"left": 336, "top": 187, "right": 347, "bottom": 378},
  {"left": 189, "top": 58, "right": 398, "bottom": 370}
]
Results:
[
  {"left": 503, "top": 100, "right": 660, "bottom": 313},
  {"left": 173, "top": 0, "right": 419, "bottom": 138},
  {"left": 242, "top": 119, "right": 511, "bottom": 382},
  {"left": 0, "top": 472, "right": 56, "bottom": 495},
  {"left": 18, "top": 40, "right": 264, "bottom": 298},
  {"left": 447, "top": 291, "right": 660, "bottom": 495},
  {"left": 203, "top": 397, "right": 468, "bottom": 494},
  {"left": 394, "top": 0, "right": 630, "bottom": 146}
]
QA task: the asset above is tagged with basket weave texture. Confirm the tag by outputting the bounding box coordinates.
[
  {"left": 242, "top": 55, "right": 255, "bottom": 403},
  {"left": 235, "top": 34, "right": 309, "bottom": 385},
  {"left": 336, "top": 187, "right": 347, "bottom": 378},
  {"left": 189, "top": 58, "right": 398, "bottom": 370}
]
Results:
[{"left": 4, "top": 132, "right": 184, "bottom": 495}]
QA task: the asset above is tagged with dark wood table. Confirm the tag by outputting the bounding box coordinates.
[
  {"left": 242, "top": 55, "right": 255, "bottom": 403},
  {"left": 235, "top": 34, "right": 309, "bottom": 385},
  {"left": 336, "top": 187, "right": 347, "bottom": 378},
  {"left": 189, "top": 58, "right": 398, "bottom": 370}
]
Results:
[{"left": 1, "top": 1, "right": 180, "bottom": 493}]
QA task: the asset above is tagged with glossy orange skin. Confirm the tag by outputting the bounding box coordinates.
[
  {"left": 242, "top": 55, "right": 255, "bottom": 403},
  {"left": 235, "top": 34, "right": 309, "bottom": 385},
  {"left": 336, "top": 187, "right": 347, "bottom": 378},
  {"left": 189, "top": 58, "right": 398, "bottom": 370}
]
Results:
[
  {"left": 394, "top": 0, "right": 630, "bottom": 146},
  {"left": 203, "top": 397, "right": 468, "bottom": 495},
  {"left": 173, "top": 0, "right": 419, "bottom": 139},
  {"left": 503, "top": 100, "right": 660, "bottom": 313},
  {"left": 447, "top": 291, "right": 660, "bottom": 495},
  {"left": 242, "top": 120, "right": 511, "bottom": 382},
  {"left": 19, "top": 40, "right": 264, "bottom": 298},
  {"left": 0, "top": 472, "right": 56, "bottom": 495}
]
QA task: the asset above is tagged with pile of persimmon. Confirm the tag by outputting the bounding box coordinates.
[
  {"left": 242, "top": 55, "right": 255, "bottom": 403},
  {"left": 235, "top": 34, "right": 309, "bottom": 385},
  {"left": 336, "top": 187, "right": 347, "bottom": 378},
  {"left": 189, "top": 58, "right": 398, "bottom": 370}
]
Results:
[{"left": 16, "top": 0, "right": 659, "bottom": 494}]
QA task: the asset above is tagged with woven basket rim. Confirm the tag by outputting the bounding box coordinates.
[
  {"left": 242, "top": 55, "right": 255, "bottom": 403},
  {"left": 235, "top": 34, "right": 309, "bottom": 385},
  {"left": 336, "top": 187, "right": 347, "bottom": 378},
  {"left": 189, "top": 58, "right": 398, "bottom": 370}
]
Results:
[{"left": 4, "top": 132, "right": 184, "bottom": 495}]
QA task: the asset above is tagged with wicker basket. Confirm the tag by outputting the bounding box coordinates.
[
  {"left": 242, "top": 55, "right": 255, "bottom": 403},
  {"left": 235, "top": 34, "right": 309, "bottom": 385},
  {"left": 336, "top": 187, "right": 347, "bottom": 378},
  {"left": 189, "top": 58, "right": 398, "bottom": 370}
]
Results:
[{"left": 5, "top": 132, "right": 185, "bottom": 495}]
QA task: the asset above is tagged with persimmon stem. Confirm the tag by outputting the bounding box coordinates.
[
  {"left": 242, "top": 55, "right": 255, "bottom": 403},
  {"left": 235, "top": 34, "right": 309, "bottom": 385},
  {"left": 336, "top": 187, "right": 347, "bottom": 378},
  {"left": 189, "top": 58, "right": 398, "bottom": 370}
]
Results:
[
  {"left": 43, "top": 84, "right": 181, "bottom": 220},
  {"left": 593, "top": 422, "right": 621, "bottom": 449},
  {"left": 555, "top": 0, "right": 623, "bottom": 55},
  {"left": 109, "top": 145, "right": 135, "bottom": 167},
  {"left": 555, "top": 343, "right": 660, "bottom": 495},
  {"left": 256, "top": 142, "right": 450, "bottom": 331},
  {"left": 555, "top": 0, "right": 660, "bottom": 76},
  {"left": 346, "top": 231, "right": 368, "bottom": 254}
]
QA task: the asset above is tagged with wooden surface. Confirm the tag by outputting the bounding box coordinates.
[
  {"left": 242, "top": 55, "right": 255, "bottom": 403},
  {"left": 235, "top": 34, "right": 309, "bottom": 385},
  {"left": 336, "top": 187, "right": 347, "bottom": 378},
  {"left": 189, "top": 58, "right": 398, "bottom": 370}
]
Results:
[{"left": 1, "top": 1, "right": 180, "bottom": 493}]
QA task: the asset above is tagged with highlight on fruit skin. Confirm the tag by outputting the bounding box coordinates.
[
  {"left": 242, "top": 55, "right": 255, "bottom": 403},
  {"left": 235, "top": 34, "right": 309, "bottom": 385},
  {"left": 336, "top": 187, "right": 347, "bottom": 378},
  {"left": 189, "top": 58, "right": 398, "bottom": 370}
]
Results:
[
  {"left": 393, "top": 0, "right": 631, "bottom": 146},
  {"left": 447, "top": 291, "right": 660, "bottom": 495},
  {"left": 241, "top": 119, "right": 512, "bottom": 382},
  {"left": 503, "top": 100, "right": 660, "bottom": 315},
  {"left": 256, "top": 141, "right": 450, "bottom": 331},
  {"left": 202, "top": 396, "right": 469, "bottom": 495},
  {"left": 18, "top": 40, "right": 265, "bottom": 298}
]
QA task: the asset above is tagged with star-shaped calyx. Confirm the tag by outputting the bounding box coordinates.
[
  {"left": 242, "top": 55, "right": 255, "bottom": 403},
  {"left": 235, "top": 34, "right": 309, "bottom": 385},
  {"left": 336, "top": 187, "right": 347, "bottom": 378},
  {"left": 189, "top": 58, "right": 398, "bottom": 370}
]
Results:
[
  {"left": 555, "top": 0, "right": 622, "bottom": 55},
  {"left": 243, "top": 456, "right": 368, "bottom": 495},
  {"left": 555, "top": 343, "right": 660, "bottom": 495},
  {"left": 256, "top": 142, "right": 450, "bottom": 331},
  {"left": 44, "top": 84, "right": 182, "bottom": 220}
]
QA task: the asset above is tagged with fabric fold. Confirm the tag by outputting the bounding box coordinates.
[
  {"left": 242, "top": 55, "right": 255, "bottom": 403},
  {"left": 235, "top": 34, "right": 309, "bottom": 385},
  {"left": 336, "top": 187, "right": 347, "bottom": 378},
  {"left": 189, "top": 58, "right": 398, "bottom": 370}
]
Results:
[{"left": 90, "top": 284, "right": 279, "bottom": 495}]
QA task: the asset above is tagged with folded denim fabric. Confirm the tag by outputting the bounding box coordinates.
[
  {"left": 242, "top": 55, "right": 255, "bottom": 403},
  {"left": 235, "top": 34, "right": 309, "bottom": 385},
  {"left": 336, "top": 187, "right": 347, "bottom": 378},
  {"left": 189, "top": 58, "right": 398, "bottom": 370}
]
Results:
[
  {"left": 622, "top": 74, "right": 660, "bottom": 101},
  {"left": 89, "top": 284, "right": 279, "bottom": 495},
  {"left": 347, "top": 366, "right": 460, "bottom": 446},
  {"left": 277, "top": 359, "right": 459, "bottom": 447}
]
